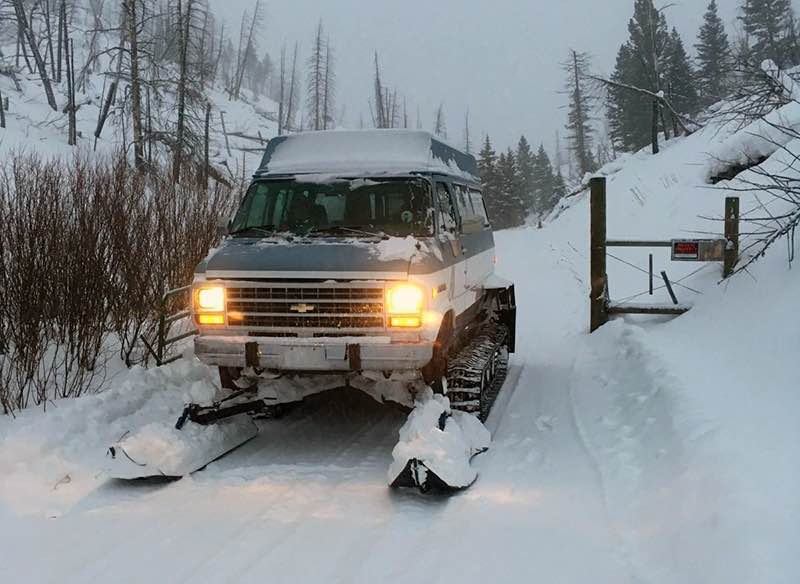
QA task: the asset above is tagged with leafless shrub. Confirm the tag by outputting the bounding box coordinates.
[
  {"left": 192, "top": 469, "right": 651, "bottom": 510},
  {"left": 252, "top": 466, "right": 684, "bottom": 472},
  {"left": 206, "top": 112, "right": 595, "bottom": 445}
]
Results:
[
  {"left": 0, "top": 152, "right": 234, "bottom": 414},
  {"left": 709, "top": 57, "right": 799, "bottom": 130}
]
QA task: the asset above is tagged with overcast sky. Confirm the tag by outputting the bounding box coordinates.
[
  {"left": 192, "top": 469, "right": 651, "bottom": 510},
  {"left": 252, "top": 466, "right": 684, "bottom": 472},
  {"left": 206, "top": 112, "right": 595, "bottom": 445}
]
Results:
[{"left": 207, "top": 0, "right": 786, "bottom": 152}]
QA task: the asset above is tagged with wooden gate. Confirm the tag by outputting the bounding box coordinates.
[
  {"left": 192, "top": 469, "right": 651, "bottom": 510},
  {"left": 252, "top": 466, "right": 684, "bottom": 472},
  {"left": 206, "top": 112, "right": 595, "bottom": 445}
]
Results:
[{"left": 589, "top": 177, "right": 739, "bottom": 333}]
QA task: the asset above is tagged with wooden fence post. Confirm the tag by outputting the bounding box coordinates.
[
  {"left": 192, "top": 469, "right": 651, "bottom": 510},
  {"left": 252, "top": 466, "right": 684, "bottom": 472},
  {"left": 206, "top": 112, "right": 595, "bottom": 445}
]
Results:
[
  {"left": 590, "top": 177, "right": 608, "bottom": 333},
  {"left": 724, "top": 197, "right": 740, "bottom": 278}
]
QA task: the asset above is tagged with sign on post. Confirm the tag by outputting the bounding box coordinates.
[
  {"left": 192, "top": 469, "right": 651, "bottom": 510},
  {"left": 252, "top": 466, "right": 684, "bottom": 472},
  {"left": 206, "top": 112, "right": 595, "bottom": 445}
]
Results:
[{"left": 670, "top": 239, "right": 726, "bottom": 262}]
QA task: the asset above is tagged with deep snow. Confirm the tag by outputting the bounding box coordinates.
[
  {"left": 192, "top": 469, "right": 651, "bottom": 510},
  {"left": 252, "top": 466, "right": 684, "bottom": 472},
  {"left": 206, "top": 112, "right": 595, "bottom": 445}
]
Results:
[{"left": 1, "top": 82, "right": 799, "bottom": 583}]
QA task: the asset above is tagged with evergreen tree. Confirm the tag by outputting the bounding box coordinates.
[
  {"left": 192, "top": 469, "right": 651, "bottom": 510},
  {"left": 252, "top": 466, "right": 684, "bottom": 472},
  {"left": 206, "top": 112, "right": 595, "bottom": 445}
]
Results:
[
  {"left": 740, "top": 0, "right": 797, "bottom": 69},
  {"left": 607, "top": 0, "right": 670, "bottom": 152},
  {"left": 478, "top": 136, "right": 502, "bottom": 224},
  {"left": 531, "top": 144, "right": 556, "bottom": 216},
  {"left": 695, "top": 0, "right": 732, "bottom": 106},
  {"left": 563, "top": 50, "right": 596, "bottom": 177},
  {"left": 664, "top": 28, "right": 700, "bottom": 134},
  {"left": 551, "top": 170, "right": 567, "bottom": 213},
  {"left": 516, "top": 135, "right": 535, "bottom": 213},
  {"left": 497, "top": 148, "right": 526, "bottom": 228}
]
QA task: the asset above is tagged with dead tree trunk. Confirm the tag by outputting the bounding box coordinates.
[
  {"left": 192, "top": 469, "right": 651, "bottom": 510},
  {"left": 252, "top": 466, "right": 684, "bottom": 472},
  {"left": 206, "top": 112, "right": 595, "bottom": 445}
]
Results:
[
  {"left": 125, "top": 0, "right": 145, "bottom": 170},
  {"left": 56, "top": 0, "right": 65, "bottom": 83},
  {"left": 44, "top": 0, "right": 56, "bottom": 82},
  {"left": 277, "top": 45, "right": 285, "bottom": 135},
  {"left": 17, "top": 21, "right": 33, "bottom": 74},
  {"left": 284, "top": 42, "right": 299, "bottom": 132},
  {"left": 94, "top": 80, "right": 117, "bottom": 149},
  {"left": 66, "top": 38, "right": 76, "bottom": 145},
  {"left": 220, "top": 110, "right": 231, "bottom": 156},
  {"left": 174, "top": 0, "right": 193, "bottom": 184},
  {"left": 203, "top": 102, "right": 211, "bottom": 186},
  {"left": 651, "top": 100, "right": 659, "bottom": 154},
  {"left": 0, "top": 89, "right": 6, "bottom": 129},
  {"left": 13, "top": 0, "right": 58, "bottom": 111}
]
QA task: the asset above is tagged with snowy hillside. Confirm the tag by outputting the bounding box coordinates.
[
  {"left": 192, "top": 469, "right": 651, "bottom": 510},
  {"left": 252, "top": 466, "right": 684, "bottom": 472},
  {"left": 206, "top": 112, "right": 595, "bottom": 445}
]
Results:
[
  {"left": 0, "top": 53, "right": 279, "bottom": 180},
  {"left": 1, "top": 88, "right": 798, "bottom": 583}
]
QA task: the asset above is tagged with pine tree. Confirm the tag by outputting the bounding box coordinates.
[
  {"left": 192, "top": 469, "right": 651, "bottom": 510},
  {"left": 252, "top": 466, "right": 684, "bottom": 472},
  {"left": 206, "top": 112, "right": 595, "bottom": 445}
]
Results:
[
  {"left": 551, "top": 170, "right": 567, "bottom": 213},
  {"left": 607, "top": 0, "right": 670, "bottom": 153},
  {"left": 531, "top": 144, "right": 556, "bottom": 216},
  {"left": 478, "top": 136, "right": 502, "bottom": 225},
  {"left": 695, "top": 0, "right": 732, "bottom": 106},
  {"left": 563, "top": 50, "right": 595, "bottom": 177},
  {"left": 740, "top": 0, "right": 796, "bottom": 69},
  {"left": 664, "top": 28, "right": 700, "bottom": 135},
  {"left": 516, "top": 135, "right": 535, "bottom": 213},
  {"left": 495, "top": 149, "right": 525, "bottom": 228}
]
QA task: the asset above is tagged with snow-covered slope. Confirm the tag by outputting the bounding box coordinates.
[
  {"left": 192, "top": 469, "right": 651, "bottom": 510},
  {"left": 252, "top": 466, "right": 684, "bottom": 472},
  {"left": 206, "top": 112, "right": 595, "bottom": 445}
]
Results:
[
  {"left": 0, "top": 106, "right": 798, "bottom": 582},
  {"left": 0, "top": 60, "right": 279, "bottom": 179}
]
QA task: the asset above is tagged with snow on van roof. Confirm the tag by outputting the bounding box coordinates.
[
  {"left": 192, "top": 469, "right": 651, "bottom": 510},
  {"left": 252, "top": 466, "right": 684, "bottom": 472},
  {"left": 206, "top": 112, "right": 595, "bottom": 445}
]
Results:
[{"left": 255, "top": 129, "right": 479, "bottom": 180}]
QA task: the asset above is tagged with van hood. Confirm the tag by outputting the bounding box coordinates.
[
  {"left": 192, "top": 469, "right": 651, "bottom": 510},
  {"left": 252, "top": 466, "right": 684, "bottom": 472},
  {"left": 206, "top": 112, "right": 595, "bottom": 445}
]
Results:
[{"left": 196, "top": 236, "right": 438, "bottom": 280}]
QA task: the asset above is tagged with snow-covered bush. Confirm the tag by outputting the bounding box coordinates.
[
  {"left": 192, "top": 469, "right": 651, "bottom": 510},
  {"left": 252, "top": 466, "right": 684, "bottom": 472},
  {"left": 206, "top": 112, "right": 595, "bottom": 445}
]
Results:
[{"left": 0, "top": 153, "right": 235, "bottom": 414}]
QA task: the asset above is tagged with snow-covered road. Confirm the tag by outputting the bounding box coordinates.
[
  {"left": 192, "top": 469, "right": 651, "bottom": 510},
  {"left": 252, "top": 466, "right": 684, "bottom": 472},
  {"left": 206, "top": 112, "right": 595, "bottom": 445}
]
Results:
[
  {"left": 1, "top": 216, "right": 793, "bottom": 583},
  {"left": 0, "top": 227, "right": 643, "bottom": 583}
]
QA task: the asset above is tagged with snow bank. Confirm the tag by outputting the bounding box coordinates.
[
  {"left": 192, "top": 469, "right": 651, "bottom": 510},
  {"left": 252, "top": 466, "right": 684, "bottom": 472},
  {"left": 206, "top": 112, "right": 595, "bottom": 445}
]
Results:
[
  {"left": 388, "top": 390, "right": 490, "bottom": 488},
  {"left": 0, "top": 356, "right": 224, "bottom": 516}
]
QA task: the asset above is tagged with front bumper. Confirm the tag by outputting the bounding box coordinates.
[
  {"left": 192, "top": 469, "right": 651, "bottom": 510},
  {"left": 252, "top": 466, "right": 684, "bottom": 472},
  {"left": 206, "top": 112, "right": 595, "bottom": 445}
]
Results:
[{"left": 194, "top": 335, "right": 434, "bottom": 372}]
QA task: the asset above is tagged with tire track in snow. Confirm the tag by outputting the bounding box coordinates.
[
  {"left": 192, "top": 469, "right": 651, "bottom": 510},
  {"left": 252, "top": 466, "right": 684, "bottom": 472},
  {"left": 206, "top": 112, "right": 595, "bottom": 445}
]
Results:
[
  {"left": 565, "top": 343, "right": 643, "bottom": 584},
  {"left": 175, "top": 391, "right": 403, "bottom": 583}
]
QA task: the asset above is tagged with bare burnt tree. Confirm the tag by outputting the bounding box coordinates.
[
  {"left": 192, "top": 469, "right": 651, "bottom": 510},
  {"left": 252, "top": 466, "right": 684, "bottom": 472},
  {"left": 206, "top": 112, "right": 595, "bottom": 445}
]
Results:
[
  {"left": 370, "top": 53, "right": 399, "bottom": 129},
  {"left": 284, "top": 41, "right": 300, "bottom": 132},
  {"left": 277, "top": 43, "right": 286, "bottom": 135},
  {"left": 173, "top": 0, "right": 193, "bottom": 183},
  {"left": 13, "top": 0, "right": 58, "bottom": 110},
  {"left": 231, "top": 0, "right": 263, "bottom": 100},
  {"left": 433, "top": 103, "right": 446, "bottom": 138}
]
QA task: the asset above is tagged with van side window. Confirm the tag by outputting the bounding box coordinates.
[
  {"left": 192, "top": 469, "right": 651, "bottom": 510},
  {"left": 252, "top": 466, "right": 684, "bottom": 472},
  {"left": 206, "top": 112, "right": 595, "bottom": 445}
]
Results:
[
  {"left": 453, "top": 184, "right": 476, "bottom": 219},
  {"left": 436, "top": 182, "right": 459, "bottom": 234},
  {"left": 469, "top": 189, "right": 490, "bottom": 226}
]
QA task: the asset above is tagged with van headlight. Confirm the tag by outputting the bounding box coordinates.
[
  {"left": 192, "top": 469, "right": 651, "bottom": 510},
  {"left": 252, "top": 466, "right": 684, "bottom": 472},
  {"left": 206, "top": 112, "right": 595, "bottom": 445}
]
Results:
[
  {"left": 195, "top": 286, "right": 225, "bottom": 325},
  {"left": 386, "top": 284, "right": 423, "bottom": 328}
]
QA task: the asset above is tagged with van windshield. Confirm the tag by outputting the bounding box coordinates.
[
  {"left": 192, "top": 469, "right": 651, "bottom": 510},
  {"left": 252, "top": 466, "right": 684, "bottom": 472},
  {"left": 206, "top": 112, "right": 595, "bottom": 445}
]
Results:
[{"left": 230, "top": 177, "right": 434, "bottom": 237}]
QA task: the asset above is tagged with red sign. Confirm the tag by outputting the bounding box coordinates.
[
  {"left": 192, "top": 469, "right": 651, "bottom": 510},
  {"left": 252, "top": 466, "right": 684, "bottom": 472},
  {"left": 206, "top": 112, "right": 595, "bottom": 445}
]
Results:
[{"left": 672, "top": 241, "right": 699, "bottom": 259}]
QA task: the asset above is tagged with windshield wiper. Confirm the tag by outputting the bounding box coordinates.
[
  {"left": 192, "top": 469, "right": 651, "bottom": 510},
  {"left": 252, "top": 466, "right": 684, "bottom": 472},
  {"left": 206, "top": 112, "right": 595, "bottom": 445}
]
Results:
[
  {"left": 308, "top": 225, "right": 390, "bottom": 239},
  {"left": 229, "top": 225, "right": 281, "bottom": 238}
]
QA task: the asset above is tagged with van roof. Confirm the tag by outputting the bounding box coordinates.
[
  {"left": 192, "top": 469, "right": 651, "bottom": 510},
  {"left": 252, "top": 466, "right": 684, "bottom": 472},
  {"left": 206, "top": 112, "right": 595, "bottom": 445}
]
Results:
[{"left": 254, "top": 129, "right": 479, "bottom": 181}]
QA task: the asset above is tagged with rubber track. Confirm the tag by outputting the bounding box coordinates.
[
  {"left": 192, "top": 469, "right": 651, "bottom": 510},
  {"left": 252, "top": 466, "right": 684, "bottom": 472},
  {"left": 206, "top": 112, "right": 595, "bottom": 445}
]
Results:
[{"left": 446, "top": 323, "right": 509, "bottom": 421}]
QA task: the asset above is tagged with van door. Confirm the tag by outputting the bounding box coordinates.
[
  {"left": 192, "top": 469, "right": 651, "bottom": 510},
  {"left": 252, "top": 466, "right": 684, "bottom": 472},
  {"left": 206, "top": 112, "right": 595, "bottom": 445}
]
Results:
[
  {"left": 435, "top": 182, "right": 468, "bottom": 308},
  {"left": 451, "top": 184, "right": 494, "bottom": 293},
  {"left": 465, "top": 188, "right": 495, "bottom": 287}
]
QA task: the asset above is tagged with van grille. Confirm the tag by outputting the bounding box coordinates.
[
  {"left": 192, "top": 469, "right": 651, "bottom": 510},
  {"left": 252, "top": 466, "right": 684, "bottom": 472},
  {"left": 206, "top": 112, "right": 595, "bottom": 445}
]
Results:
[{"left": 225, "top": 285, "right": 386, "bottom": 332}]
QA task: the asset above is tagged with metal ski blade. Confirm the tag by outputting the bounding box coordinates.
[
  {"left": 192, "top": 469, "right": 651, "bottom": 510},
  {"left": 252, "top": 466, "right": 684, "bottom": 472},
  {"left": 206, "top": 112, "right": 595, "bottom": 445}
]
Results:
[
  {"left": 105, "top": 415, "right": 258, "bottom": 479},
  {"left": 389, "top": 458, "right": 476, "bottom": 493}
]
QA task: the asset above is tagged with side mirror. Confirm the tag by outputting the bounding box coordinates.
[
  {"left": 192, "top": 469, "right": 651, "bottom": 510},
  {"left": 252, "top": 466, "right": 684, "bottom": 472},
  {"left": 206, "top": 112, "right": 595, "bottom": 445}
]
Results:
[{"left": 216, "top": 216, "right": 230, "bottom": 237}]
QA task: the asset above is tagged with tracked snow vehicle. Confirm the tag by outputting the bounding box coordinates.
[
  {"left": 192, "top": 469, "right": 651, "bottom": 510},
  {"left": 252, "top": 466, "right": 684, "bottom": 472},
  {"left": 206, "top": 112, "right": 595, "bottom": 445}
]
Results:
[{"left": 107, "top": 130, "right": 516, "bottom": 491}]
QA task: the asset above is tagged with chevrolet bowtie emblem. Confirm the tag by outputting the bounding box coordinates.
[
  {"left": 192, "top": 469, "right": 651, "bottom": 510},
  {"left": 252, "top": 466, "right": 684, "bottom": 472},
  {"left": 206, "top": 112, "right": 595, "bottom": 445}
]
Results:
[{"left": 290, "top": 303, "right": 316, "bottom": 313}]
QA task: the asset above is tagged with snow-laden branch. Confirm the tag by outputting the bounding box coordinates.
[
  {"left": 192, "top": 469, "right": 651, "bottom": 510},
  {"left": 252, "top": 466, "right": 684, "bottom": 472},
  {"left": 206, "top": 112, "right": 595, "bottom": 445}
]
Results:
[{"left": 591, "top": 75, "right": 703, "bottom": 136}]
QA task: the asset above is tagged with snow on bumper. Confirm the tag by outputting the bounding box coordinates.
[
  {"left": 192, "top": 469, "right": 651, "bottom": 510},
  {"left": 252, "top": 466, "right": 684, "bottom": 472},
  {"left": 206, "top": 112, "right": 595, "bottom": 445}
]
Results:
[{"left": 194, "top": 335, "right": 434, "bottom": 371}]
